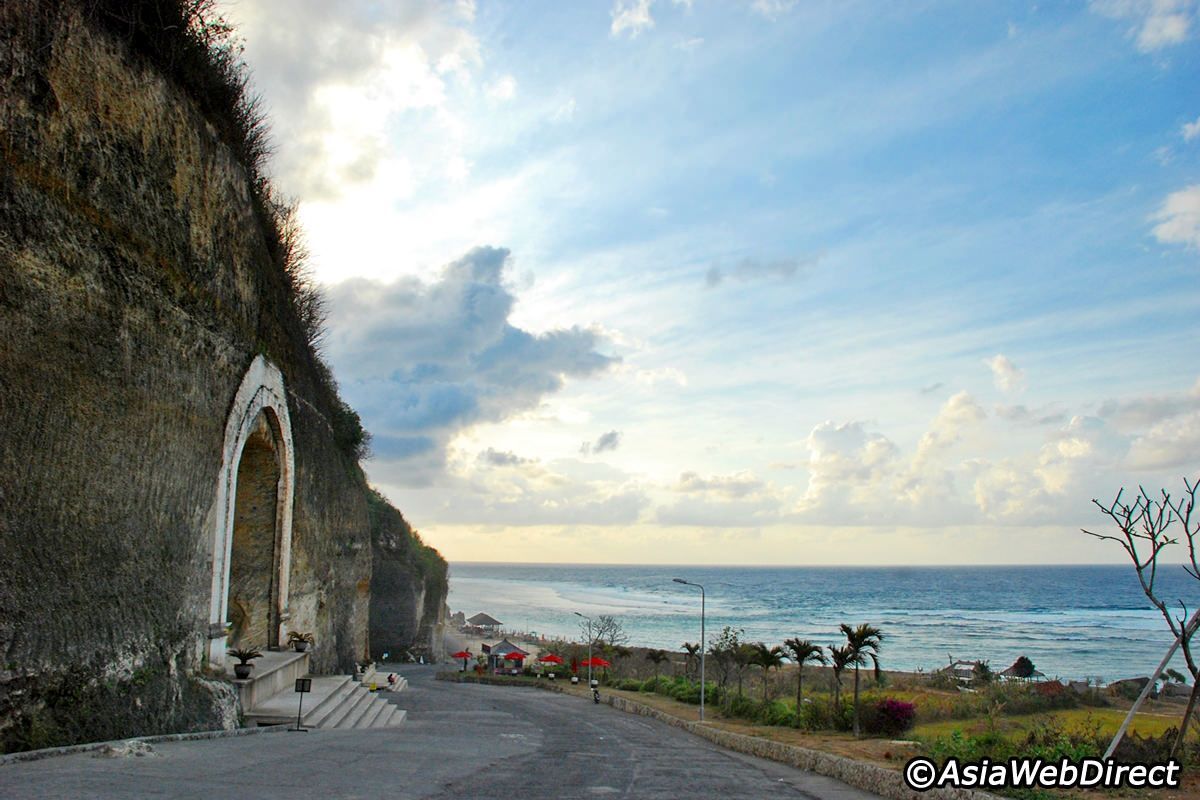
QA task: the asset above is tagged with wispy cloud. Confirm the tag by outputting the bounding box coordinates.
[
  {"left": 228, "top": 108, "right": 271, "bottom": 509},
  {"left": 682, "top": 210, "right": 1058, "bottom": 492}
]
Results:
[
  {"left": 749, "top": 0, "right": 798, "bottom": 20},
  {"left": 1090, "top": 0, "right": 1195, "bottom": 51},
  {"left": 705, "top": 255, "right": 821, "bottom": 288},
  {"left": 1182, "top": 115, "right": 1200, "bottom": 141}
]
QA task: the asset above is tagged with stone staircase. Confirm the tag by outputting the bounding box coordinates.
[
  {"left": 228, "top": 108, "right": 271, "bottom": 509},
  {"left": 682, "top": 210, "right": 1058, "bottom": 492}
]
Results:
[{"left": 228, "top": 651, "right": 406, "bottom": 730}]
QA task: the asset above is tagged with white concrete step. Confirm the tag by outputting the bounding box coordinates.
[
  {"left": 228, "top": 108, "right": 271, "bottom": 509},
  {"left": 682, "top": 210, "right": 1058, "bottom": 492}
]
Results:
[
  {"left": 244, "top": 674, "right": 350, "bottom": 727},
  {"left": 374, "top": 706, "right": 407, "bottom": 728},
  {"left": 328, "top": 688, "right": 374, "bottom": 728},
  {"left": 242, "top": 671, "right": 407, "bottom": 730}
]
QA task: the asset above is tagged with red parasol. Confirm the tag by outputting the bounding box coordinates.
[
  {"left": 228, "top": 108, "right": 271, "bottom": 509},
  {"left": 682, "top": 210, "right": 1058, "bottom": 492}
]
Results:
[
  {"left": 503, "top": 651, "right": 526, "bottom": 660},
  {"left": 580, "top": 657, "right": 611, "bottom": 668},
  {"left": 537, "top": 654, "right": 564, "bottom": 664},
  {"left": 450, "top": 650, "right": 472, "bottom": 659}
]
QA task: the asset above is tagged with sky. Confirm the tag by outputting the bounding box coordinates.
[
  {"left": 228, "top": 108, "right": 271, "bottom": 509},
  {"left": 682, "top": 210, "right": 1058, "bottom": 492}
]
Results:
[{"left": 219, "top": 0, "right": 1200, "bottom": 565}]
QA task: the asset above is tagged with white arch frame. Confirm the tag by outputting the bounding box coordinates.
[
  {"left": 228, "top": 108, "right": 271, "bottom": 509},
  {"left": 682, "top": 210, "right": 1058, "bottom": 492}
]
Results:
[{"left": 207, "top": 355, "right": 296, "bottom": 665}]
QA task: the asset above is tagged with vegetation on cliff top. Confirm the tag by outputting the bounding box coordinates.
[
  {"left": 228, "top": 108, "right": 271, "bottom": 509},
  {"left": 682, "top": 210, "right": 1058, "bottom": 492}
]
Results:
[{"left": 366, "top": 488, "right": 448, "bottom": 592}]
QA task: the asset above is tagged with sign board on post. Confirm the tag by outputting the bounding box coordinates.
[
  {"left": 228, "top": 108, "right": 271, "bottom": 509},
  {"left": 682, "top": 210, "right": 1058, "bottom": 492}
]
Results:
[{"left": 291, "top": 678, "right": 312, "bottom": 732}]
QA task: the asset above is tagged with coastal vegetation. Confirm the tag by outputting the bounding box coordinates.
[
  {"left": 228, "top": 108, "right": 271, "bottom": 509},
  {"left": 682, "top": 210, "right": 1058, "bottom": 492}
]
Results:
[{"left": 454, "top": 604, "right": 1196, "bottom": 798}]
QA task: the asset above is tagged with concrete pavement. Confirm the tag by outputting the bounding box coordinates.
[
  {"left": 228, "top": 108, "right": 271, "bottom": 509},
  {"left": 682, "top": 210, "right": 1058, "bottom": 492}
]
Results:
[{"left": 0, "top": 664, "right": 884, "bottom": 799}]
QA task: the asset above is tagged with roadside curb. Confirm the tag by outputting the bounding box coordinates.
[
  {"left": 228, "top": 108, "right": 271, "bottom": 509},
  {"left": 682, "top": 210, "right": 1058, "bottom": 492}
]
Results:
[{"left": 0, "top": 724, "right": 287, "bottom": 766}]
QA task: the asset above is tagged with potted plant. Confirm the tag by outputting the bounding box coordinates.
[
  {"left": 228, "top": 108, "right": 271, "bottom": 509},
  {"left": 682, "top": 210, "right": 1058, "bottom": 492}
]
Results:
[
  {"left": 228, "top": 647, "right": 262, "bottom": 679},
  {"left": 287, "top": 631, "right": 314, "bottom": 652}
]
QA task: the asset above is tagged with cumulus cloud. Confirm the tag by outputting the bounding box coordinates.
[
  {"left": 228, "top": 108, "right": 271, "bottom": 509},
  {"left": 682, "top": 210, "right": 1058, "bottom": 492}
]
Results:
[
  {"left": 655, "top": 496, "right": 782, "bottom": 526},
  {"left": 1152, "top": 185, "right": 1200, "bottom": 248},
  {"left": 705, "top": 255, "right": 821, "bottom": 288},
  {"left": 972, "top": 459, "right": 1055, "bottom": 519},
  {"left": 657, "top": 471, "right": 782, "bottom": 526},
  {"left": 581, "top": 430, "right": 623, "bottom": 455},
  {"left": 1091, "top": 0, "right": 1195, "bottom": 51},
  {"left": 915, "top": 391, "right": 987, "bottom": 463},
  {"left": 222, "top": 0, "right": 483, "bottom": 202},
  {"left": 799, "top": 421, "right": 902, "bottom": 516},
  {"left": 324, "top": 246, "right": 617, "bottom": 483},
  {"left": 986, "top": 354, "right": 1026, "bottom": 394},
  {"left": 399, "top": 456, "right": 649, "bottom": 526},
  {"left": 1127, "top": 410, "right": 1200, "bottom": 470},
  {"left": 611, "top": 0, "right": 655, "bottom": 37}
]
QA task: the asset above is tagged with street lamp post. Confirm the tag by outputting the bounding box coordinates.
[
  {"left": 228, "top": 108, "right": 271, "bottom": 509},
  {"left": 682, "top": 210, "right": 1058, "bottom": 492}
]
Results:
[
  {"left": 573, "top": 611, "right": 594, "bottom": 687},
  {"left": 672, "top": 578, "right": 706, "bottom": 722}
]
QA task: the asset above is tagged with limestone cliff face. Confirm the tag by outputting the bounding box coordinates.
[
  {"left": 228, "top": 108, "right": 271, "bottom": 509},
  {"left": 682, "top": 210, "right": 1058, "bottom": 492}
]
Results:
[
  {"left": 368, "top": 491, "right": 449, "bottom": 662},
  {"left": 0, "top": 2, "right": 445, "bottom": 752}
]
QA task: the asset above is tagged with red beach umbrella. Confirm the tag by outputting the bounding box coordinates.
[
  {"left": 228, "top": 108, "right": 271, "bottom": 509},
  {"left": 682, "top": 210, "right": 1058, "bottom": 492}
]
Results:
[
  {"left": 504, "top": 652, "right": 526, "bottom": 661},
  {"left": 537, "top": 654, "right": 564, "bottom": 664},
  {"left": 580, "top": 657, "right": 611, "bottom": 668},
  {"left": 450, "top": 650, "right": 472, "bottom": 659}
]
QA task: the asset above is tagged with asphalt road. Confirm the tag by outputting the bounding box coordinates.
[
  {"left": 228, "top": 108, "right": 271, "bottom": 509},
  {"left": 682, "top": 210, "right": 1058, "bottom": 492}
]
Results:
[{"left": 0, "top": 665, "right": 883, "bottom": 799}]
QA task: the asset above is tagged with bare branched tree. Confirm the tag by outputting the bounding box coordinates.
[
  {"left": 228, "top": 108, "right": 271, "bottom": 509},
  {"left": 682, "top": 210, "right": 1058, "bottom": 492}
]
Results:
[
  {"left": 578, "top": 614, "right": 628, "bottom": 649},
  {"left": 1083, "top": 479, "right": 1200, "bottom": 756}
]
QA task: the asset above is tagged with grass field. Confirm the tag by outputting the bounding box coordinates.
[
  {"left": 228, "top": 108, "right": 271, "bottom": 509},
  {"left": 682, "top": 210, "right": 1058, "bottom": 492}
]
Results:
[{"left": 913, "top": 707, "right": 1180, "bottom": 742}]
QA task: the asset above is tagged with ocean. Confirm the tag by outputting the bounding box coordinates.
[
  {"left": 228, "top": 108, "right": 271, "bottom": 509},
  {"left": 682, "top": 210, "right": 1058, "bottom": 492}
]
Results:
[{"left": 446, "top": 563, "right": 1200, "bottom": 683}]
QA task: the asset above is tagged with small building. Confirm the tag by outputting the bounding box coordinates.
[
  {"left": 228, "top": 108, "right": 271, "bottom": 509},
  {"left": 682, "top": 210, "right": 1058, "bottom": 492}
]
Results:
[
  {"left": 938, "top": 660, "right": 985, "bottom": 686},
  {"left": 466, "top": 612, "right": 503, "bottom": 634},
  {"left": 486, "top": 638, "right": 529, "bottom": 673},
  {"left": 999, "top": 664, "right": 1046, "bottom": 682}
]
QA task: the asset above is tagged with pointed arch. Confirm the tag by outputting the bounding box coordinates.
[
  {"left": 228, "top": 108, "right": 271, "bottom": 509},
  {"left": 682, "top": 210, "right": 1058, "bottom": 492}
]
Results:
[{"left": 207, "top": 355, "right": 296, "bottom": 664}]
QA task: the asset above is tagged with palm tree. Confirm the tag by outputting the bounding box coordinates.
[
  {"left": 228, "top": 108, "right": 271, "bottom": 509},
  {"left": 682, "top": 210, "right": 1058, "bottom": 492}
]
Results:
[
  {"left": 840, "top": 623, "right": 884, "bottom": 738},
  {"left": 827, "top": 644, "right": 852, "bottom": 709},
  {"left": 783, "top": 638, "right": 826, "bottom": 715},
  {"left": 682, "top": 642, "right": 701, "bottom": 679},
  {"left": 734, "top": 643, "right": 757, "bottom": 697},
  {"left": 645, "top": 649, "right": 669, "bottom": 684},
  {"left": 750, "top": 643, "right": 786, "bottom": 704}
]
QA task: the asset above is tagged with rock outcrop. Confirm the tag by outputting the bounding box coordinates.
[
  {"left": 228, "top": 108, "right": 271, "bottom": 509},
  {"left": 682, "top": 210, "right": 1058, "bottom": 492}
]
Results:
[{"left": 368, "top": 490, "right": 448, "bottom": 663}]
